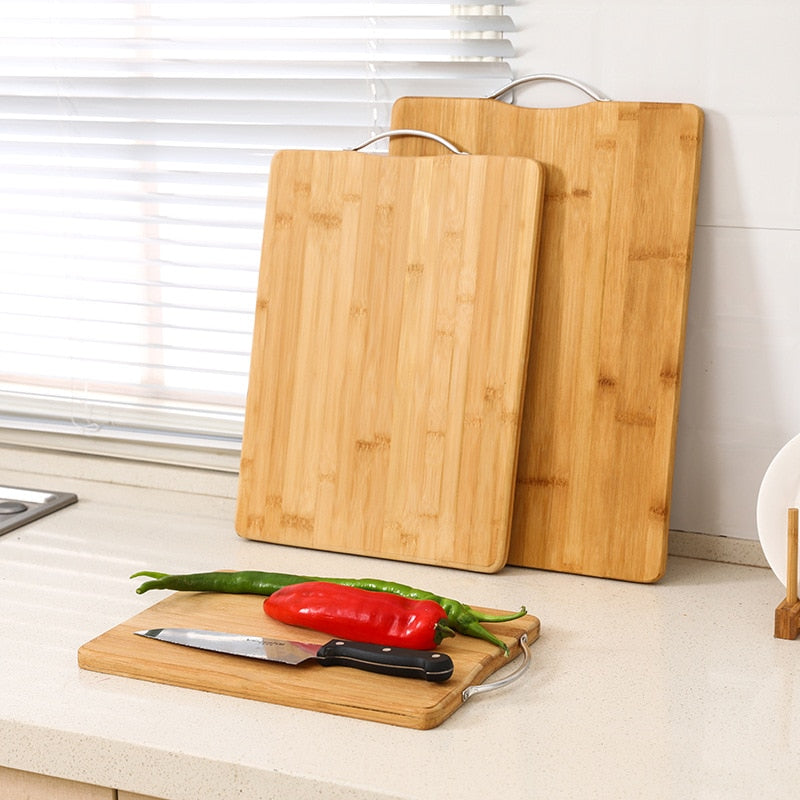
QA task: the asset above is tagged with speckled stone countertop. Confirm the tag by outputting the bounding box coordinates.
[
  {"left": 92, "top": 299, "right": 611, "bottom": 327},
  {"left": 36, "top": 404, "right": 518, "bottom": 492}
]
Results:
[{"left": 1, "top": 476, "right": 797, "bottom": 800}]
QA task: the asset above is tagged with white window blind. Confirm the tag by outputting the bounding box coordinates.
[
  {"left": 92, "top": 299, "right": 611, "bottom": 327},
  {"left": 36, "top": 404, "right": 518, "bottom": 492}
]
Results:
[{"left": 0, "top": 1, "right": 514, "bottom": 462}]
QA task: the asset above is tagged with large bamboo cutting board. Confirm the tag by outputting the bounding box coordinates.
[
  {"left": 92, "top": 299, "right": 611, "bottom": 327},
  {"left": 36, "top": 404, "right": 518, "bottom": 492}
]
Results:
[
  {"left": 390, "top": 95, "right": 703, "bottom": 582},
  {"left": 236, "top": 148, "right": 545, "bottom": 572},
  {"left": 77, "top": 591, "right": 540, "bottom": 730}
]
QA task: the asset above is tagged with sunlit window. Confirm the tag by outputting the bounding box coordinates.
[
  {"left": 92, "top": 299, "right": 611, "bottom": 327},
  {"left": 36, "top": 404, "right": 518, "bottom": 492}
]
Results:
[{"left": 0, "top": 1, "right": 513, "bottom": 454}]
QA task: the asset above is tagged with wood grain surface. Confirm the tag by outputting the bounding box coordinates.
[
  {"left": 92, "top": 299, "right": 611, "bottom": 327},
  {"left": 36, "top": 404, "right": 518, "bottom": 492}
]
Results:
[
  {"left": 390, "top": 98, "right": 704, "bottom": 582},
  {"left": 77, "top": 591, "right": 540, "bottom": 730},
  {"left": 236, "top": 149, "right": 544, "bottom": 571}
]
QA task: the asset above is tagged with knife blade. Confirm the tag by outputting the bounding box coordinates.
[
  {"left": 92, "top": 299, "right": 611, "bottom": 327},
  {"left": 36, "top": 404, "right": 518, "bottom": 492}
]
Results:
[{"left": 134, "top": 628, "right": 453, "bottom": 682}]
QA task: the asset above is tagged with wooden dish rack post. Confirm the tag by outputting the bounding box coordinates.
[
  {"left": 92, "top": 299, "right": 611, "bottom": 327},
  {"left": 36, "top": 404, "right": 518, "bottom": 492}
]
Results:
[{"left": 774, "top": 507, "right": 800, "bottom": 639}]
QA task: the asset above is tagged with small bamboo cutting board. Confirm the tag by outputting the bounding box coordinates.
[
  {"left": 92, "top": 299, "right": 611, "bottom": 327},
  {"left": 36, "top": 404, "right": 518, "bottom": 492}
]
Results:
[
  {"left": 236, "top": 148, "right": 545, "bottom": 572},
  {"left": 77, "top": 591, "right": 540, "bottom": 730},
  {"left": 390, "top": 96, "right": 703, "bottom": 583}
]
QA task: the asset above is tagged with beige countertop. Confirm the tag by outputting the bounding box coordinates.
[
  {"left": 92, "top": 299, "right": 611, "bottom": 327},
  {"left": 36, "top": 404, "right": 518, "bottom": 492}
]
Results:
[{"left": 1, "top": 475, "right": 798, "bottom": 799}]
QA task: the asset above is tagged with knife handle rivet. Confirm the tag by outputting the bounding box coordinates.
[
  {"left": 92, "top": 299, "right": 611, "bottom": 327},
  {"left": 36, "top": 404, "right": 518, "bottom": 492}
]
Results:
[
  {"left": 432, "top": 653, "right": 442, "bottom": 658},
  {"left": 381, "top": 647, "right": 391, "bottom": 652}
]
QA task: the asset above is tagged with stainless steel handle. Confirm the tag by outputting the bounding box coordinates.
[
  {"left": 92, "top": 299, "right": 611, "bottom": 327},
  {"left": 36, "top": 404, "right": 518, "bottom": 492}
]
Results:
[
  {"left": 487, "top": 73, "right": 611, "bottom": 103},
  {"left": 462, "top": 633, "right": 532, "bottom": 702},
  {"left": 347, "top": 129, "right": 468, "bottom": 155}
]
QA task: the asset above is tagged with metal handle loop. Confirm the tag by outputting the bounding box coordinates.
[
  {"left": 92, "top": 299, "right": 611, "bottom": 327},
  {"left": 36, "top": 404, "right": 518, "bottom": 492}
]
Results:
[
  {"left": 461, "top": 633, "right": 532, "bottom": 702},
  {"left": 348, "top": 129, "right": 468, "bottom": 155},
  {"left": 487, "top": 73, "right": 611, "bottom": 104}
]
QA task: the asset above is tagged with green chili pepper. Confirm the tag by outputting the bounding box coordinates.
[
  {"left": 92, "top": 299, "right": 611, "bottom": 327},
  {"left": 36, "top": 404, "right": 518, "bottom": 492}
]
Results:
[{"left": 130, "top": 569, "right": 526, "bottom": 654}]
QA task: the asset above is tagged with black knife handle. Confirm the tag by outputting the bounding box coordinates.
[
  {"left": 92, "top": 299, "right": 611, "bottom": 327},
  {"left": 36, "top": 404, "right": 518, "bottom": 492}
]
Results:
[{"left": 315, "top": 639, "right": 453, "bottom": 682}]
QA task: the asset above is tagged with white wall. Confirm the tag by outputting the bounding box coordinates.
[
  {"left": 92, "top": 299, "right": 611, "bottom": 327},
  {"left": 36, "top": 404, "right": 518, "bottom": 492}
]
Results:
[{"left": 509, "top": 1, "right": 800, "bottom": 540}]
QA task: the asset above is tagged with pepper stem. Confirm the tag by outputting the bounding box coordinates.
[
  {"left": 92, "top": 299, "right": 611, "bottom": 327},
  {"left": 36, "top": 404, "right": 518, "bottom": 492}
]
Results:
[{"left": 434, "top": 621, "right": 456, "bottom": 645}]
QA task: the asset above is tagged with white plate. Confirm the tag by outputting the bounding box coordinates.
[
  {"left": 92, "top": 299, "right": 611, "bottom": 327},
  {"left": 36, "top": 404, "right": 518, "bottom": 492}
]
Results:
[{"left": 756, "top": 432, "right": 800, "bottom": 586}]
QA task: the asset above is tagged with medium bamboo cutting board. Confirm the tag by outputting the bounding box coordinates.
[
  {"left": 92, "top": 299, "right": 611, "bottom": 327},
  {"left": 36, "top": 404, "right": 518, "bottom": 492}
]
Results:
[
  {"left": 390, "top": 94, "right": 703, "bottom": 582},
  {"left": 77, "top": 591, "right": 540, "bottom": 730},
  {"left": 236, "top": 148, "right": 545, "bottom": 572}
]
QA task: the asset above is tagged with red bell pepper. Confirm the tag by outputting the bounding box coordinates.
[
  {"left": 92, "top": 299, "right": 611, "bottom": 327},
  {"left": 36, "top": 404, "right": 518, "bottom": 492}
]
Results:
[{"left": 263, "top": 581, "right": 455, "bottom": 649}]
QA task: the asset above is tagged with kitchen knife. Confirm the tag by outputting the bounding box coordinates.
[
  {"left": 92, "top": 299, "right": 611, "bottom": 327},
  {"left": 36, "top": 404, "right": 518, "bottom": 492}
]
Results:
[{"left": 135, "top": 628, "right": 453, "bottom": 682}]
